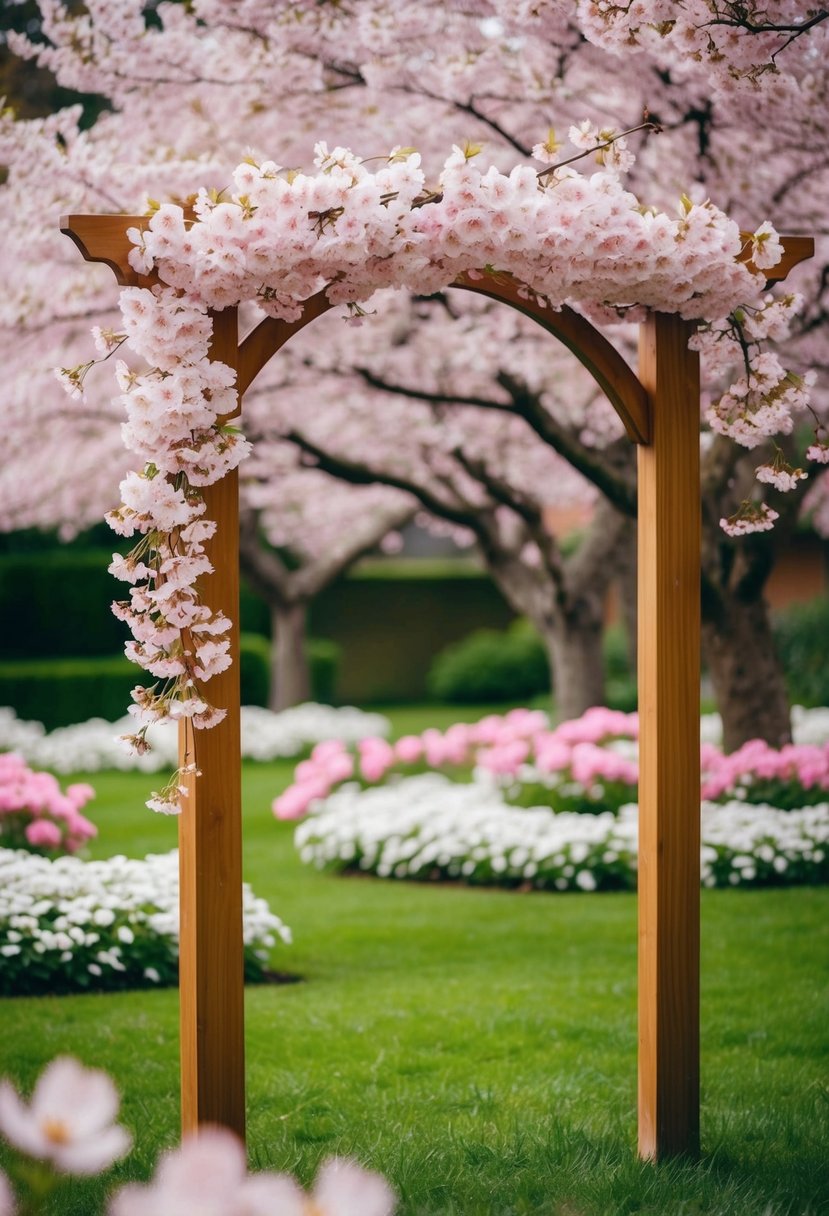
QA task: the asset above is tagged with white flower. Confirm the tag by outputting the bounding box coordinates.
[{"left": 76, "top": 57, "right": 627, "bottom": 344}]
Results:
[
  {"left": 0, "top": 704, "right": 390, "bottom": 773},
  {"left": 0, "top": 1057, "right": 131, "bottom": 1175}
]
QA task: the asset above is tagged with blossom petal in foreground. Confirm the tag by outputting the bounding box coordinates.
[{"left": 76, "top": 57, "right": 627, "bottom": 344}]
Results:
[
  {"left": 0, "top": 1170, "right": 13, "bottom": 1216},
  {"left": 109, "top": 1127, "right": 250, "bottom": 1215},
  {"left": 108, "top": 1128, "right": 395, "bottom": 1216},
  {"left": 312, "top": 1156, "right": 397, "bottom": 1216},
  {"left": 0, "top": 1056, "right": 131, "bottom": 1175}
]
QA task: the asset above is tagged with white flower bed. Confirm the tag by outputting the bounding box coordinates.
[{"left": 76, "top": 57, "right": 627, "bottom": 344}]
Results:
[
  {"left": 0, "top": 703, "right": 390, "bottom": 774},
  {"left": 0, "top": 848, "right": 290, "bottom": 995},
  {"left": 295, "top": 773, "right": 829, "bottom": 891}
]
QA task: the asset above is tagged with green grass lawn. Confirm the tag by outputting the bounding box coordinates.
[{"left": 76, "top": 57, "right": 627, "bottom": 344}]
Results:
[{"left": 1, "top": 707, "right": 827, "bottom": 1214}]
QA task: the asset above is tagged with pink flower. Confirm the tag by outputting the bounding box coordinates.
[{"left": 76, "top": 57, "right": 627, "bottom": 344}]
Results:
[
  {"left": 109, "top": 1129, "right": 395, "bottom": 1216},
  {"left": 272, "top": 779, "right": 329, "bottom": 820},
  {"left": 24, "top": 819, "right": 63, "bottom": 850},
  {"left": 358, "top": 738, "right": 395, "bottom": 783},
  {"left": 65, "top": 782, "right": 95, "bottom": 808},
  {"left": 109, "top": 1126, "right": 253, "bottom": 1216},
  {"left": 297, "top": 1156, "right": 397, "bottom": 1216},
  {"left": 395, "top": 735, "right": 424, "bottom": 763},
  {"left": 0, "top": 1057, "right": 131, "bottom": 1175}
]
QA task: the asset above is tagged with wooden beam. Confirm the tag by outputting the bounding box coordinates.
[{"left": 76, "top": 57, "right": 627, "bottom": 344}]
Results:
[
  {"left": 60, "top": 214, "right": 149, "bottom": 285},
  {"left": 636, "top": 312, "right": 701, "bottom": 1160},
  {"left": 178, "top": 306, "right": 245, "bottom": 1140},
  {"left": 60, "top": 215, "right": 247, "bottom": 1142},
  {"left": 738, "top": 232, "right": 814, "bottom": 285}
]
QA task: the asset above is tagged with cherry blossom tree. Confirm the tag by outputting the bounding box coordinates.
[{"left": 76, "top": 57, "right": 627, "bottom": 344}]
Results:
[
  {"left": 1, "top": 0, "right": 827, "bottom": 743},
  {"left": 239, "top": 468, "right": 415, "bottom": 709}
]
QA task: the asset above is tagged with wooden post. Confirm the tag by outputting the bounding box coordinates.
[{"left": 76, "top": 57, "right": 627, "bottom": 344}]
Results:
[
  {"left": 637, "top": 312, "right": 701, "bottom": 1159},
  {"left": 177, "top": 306, "right": 245, "bottom": 1140}
]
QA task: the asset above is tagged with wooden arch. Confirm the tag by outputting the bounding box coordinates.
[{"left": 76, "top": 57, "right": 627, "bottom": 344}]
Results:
[{"left": 61, "top": 213, "right": 813, "bottom": 1162}]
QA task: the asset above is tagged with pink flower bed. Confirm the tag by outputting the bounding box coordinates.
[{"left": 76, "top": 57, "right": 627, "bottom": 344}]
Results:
[
  {"left": 0, "top": 754, "right": 96, "bottom": 854},
  {"left": 701, "top": 738, "right": 829, "bottom": 809},
  {"left": 273, "top": 706, "right": 829, "bottom": 821}
]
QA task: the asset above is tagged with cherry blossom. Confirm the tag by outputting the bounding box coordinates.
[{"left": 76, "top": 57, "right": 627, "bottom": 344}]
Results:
[
  {"left": 0, "top": 1057, "right": 131, "bottom": 1175},
  {"left": 108, "top": 1127, "right": 395, "bottom": 1216}
]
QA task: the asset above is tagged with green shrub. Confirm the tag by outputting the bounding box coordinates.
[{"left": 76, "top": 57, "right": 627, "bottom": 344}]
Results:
[
  {"left": 0, "top": 633, "right": 340, "bottom": 728},
  {"left": 773, "top": 596, "right": 829, "bottom": 708},
  {"left": 0, "top": 634, "right": 284, "bottom": 729},
  {"left": 310, "top": 558, "right": 515, "bottom": 703},
  {"left": 0, "top": 550, "right": 515, "bottom": 703},
  {"left": 0, "top": 550, "right": 130, "bottom": 660},
  {"left": 427, "top": 619, "right": 550, "bottom": 703},
  {"left": 237, "top": 633, "right": 270, "bottom": 708},
  {"left": 427, "top": 618, "right": 638, "bottom": 708},
  {"left": 602, "top": 622, "right": 638, "bottom": 712},
  {"left": 0, "top": 655, "right": 150, "bottom": 730},
  {"left": 309, "top": 638, "right": 341, "bottom": 704}
]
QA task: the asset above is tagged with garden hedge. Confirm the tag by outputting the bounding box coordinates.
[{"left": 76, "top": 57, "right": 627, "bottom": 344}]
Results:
[
  {"left": 0, "top": 636, "right": 340, "bottom": 730},
  {"left": 0, "top": 551, "right": 515, "bottom": 703},
  {"left": 773, "top": 595, "right": 829, "bottom": 708},
  {"left": 427, "top": 619, "right": 638, "bottom": 709},
  {"left": 307, "top": 558, "right": 515, "bottom": 702},
  {"left": 0, "top": 634, "right": 277, "bottom": 730}
]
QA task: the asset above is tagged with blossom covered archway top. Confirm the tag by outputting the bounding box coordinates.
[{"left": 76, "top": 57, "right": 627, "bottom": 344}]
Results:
[
  {"left": 61, "top": 139, "right": 815, "bottom": 743},
  {"left": 61, "top": 133, "right": 813, "bottom": 1163}
]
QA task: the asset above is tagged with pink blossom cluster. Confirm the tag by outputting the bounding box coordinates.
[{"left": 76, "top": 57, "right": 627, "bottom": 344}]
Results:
[
  {"left": 135, "top": 142, "right": 765, "bottom": 327},
  {"left": 275, "top": 704, "right": 829, "bottom": 821},
  {"left": 128, "top": 141, "right": 813, "bottom": 543},
  {"left": 273, "top": 705, "right": 638, "bottom": 820},
  {"left": 575, "top": 0, "right": 822, "bottom": 98},
  {"left": 70, "top": 287, "right": 252, "bottom": 759},
  {"left": 718, "top": 501, "right": 779, "bottom": 538},
  {"left": 701, "top": 737, "right": 829, "bottom": 805},
  {"left": 66, "top": 133, "right": 815, "bottom": 743},
  {"left": 0, "top": 754, "right": 96, "bottom": 854}
]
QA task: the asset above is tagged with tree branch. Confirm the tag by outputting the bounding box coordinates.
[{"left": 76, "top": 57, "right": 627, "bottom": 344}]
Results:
[
  {"left": 353, "top": 365, "right": 638, "bottom": 516},
  {"left": 494, "top": 371, "right": 638, "bottom": 516},
  {"left": 285, "top": 428, "right": 487, "bottom": 537}
]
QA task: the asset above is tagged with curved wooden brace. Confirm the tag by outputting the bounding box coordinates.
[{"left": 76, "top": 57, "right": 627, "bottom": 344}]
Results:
[
  {"left": 452, "top": 272, "right": 649, "bottom": 444},
  {"left": 739, "top": 232, "right": 814, "bottom": 284},
  {"left": 60, "top": 214, "right": 151, "bottom": 287},
  {"left": 238, "top": 273, "right": 650, "bottom": 443},
  {"left": 238, "top": 291, "right": 335, "bottom": 396}
]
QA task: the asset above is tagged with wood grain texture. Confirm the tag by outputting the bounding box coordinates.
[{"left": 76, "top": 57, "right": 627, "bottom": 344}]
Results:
[
  {"left": 177, "top": 307, "right": 246, "bottom": 1140},
  {"left": 636, "top": 312, "right": 701, "bottom": 1160},
  {"left": 59, "top": 214, "right": 150, "bottom": 285},
  {"left": 238, "top": 290, "right": 334, "bottom": 395}
]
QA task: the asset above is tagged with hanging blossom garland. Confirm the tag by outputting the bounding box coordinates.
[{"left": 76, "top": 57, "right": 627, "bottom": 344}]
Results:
[
  {"left": 58, "top": 290, "right": 252, "bottom": 808},
  {"left": 57, "top": 126, "right": 818, "bottom": 779}
]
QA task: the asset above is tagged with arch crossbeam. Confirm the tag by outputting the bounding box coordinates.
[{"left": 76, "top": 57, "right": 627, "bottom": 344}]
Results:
[{"left": 60, "top": 212, "right": 814, "bottom": 1163}]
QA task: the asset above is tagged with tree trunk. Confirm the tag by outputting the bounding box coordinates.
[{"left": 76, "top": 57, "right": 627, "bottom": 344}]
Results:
[
  {"left": 270, "top": 601, "right": 310, "bottom": 711},
  {"left": 701, "top": 593, "right": 791, "bottom": 751},
  {"left": 614, "top": 521, "right": 638, "bottom": 671},
  {"left": 544, "top": 610, "right": 606, "bottom": 722}
]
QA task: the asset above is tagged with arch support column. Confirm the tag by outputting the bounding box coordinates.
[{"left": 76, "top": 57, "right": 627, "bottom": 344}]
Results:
[
  {"left": 636, "top": 312, "right": 701, "bottom": 1159},
  {"left": 177, "top": 307, "right": 245, "bottom": 1140}
]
